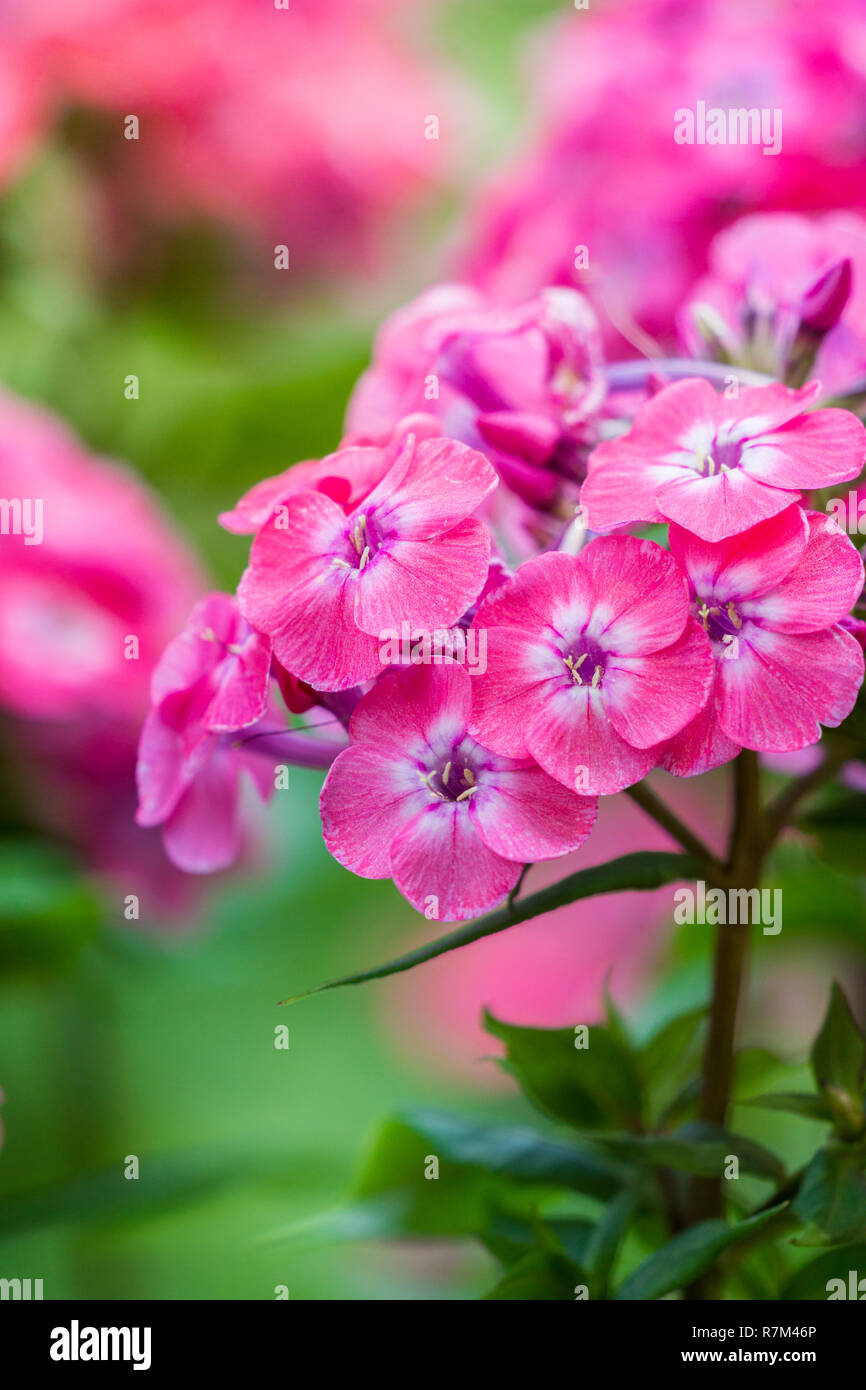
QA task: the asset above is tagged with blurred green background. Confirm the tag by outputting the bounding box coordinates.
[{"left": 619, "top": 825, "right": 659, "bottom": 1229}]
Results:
[{"left": 0, "top": 0, "right": 864, "bottom": 1300}]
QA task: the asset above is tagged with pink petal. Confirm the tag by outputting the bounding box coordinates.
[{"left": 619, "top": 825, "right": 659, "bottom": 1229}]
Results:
[
  {"left": 744, "top": 408, "right": 866, "bottom": 490},
  {"left": 604, "top": 618, "right": 714, "bottom": 750},
  {"left": 657, "top": 466, "right": 799, "bottom": 542},
  {"left": 320, "top": 743, "right": 429, "bottom": 878},
  {"left": 468, "top": 627, "right": 565, "bottom": 759},
  {"left": 526, "top": 684, "right": 657, "bottom": 796},
  {"left": 658, "top": 671, "right": 741, "bottom": 778},
  {"left": 475, "top": 550, "right": 594, "bottom": 638},
  {"left": 732, "top": 381, "right": 822, "bottom": 433},
  {"left": 390, "top": 801, "right": 520, "bottom": 920},
  {"left": 162, "top": 751, "right": 241, "bottom": 874},
  {"left": 362, "top": 434, "right": 498, "bottom": 539},
  {"left": 718, "top": 624, "right": 865, "bottom": 751},
  {"left": 350, "top": 663, "right": 472, "bottom": 756},
  {"left": 470, "top": 759, "right": 597, "bottom": 861},
  {"left": 579, "top": 440, "right": 681, "bottom": 530},
  {"left": 205, "top": 626, "right": 272, "bottom": 731},
  {"left": 354, "top": 517, "right": 491, "bottom": 635},
  {"left": 578, "top": 536, "right": 690, "bottom": 655},
  {"left": 745, "top": 512, "right": 865, "bottom": 634},
  {"left": 669, "top": 507, "right": 809, "bottom": 605}
]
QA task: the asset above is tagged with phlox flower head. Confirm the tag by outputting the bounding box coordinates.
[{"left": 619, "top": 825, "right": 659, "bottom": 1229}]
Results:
[
  {"left": 660, "top": 506, "right": 865, "bottom": 775},
  {"left": 320, "top": 663, "right": 597, "bottom": 921},
  {"left": 237, "top": 431, "right": 498, "bottom": 692},
  {"left": 469, "top": 537, "right": 713, "bottom": 796},
  {"left": 135, "top": 592, "right": 275, "bottom": 873},
  {"left": 581, "top": 379, "right": 866, "bottom": 542}
]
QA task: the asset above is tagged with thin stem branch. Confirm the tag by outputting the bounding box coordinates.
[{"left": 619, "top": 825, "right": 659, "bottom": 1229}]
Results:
[
  {"left": 763, "top": 745, "right": 849, "bottom": 840},
  {"left": 235, "top": 728, "right": 345, "bottom": 769},
  {"left": 625, "top": 781, "right": 723, "bottom": 874}
]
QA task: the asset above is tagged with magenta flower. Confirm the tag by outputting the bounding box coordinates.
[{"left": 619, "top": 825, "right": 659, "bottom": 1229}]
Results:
[
  {"left": 345, "top": 283, "right": 605, "bottom": 513},
  {"left": 320, "top": 664, "right": 597, "bottom": 921},
  {"left": 680, "top": 212, "right": 866, "bottom": 396},
  {"left": 468, "top": 538, "right": 713, "bottom": 796},
  {"left": 237, "top": 432, "right": 497, "bottom": 692},
  {"left": 581, "top": 379, "right": 866, "bottom": 542},
  {"left": 136, "top": 592, "right": 275, "bottom": 873},
  {"left": 660, "top": 507, "right": 865, "bottom": 775}
]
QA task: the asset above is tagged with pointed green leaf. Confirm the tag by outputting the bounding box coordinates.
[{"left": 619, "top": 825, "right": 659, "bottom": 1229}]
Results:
[
  {"left": 741, "top": 1092, "right": 832, "bottom": 1122},
  {"left": 586, "top": 1122, "right": 785, "bottom": 1181},
  {"left": 484, "top": 1011, "right": 642, "bottom": 1130},
  {"left": 793, "top": 1141, "right": 866, "bottom": 1245},
  {"left": 280, "top": 852, "right": 702, "bottom": 1002},
  {"left": 484, "top": 1248, "right": 584, "bottom": 1300}
]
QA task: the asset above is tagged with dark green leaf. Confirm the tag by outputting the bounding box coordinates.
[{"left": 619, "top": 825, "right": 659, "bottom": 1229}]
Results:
[
  {"left": 811, "top": 983, "right": 866, "bottom": 1114},
  {"left": 614, "top": 1205, "right": 793, "bottom": 1300},
  {"left": 793, "top": 1141, "right": 866, "bottom": 1245},
  {"left": 587, "top": 1122, "right": 785, "bottom": 1181},
  {"left": 583, "top": 1184, "right": 640, "bottom": 1297},
  {"left": 281, "top": 852, "right": 703, "bottom": 1003},
  {"left": 781, "top": 1244, "right": 866, "bottom": 1299},
  {"left": 484, "top": 1248, "right": 584, "bottom": 1300},
  {"left": 353, "top": 1108, "right": 625, "bottom": 1237},
  {"left": 484, "top": 1011, "right": 642, "bottom": 1130}
]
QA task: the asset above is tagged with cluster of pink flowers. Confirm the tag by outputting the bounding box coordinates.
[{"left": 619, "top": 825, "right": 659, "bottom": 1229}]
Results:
[
  {"left": 136, "top": 268, "right": 866, "bottom": 921},
  {"left": 0, "top": 0, "right": 448, "bottom": 271},
  {"left": 462, "top": 0, "right": 866, "bottom": 353}
]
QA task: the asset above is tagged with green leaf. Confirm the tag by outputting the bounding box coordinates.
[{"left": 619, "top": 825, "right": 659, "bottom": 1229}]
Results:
[
  {"left": 614, "top": 1204, "right": 793, "bottom": 1300},
  {"left": 781, "top": 1244, "right": 866, "bottom": 1299},
  {"left": 280, "top": 851, "right": 703, "bottom": 1003},
  {"left": 586, "top": 1122, "right": 786, "bottom": 1181},
  {"left": 480, "top": 1210, "right": 594, "bottom": 1270},
  {"left": 0, "top": 840, "right": 102, "bottom": 975},
  {"left": 353, "top": 1108, "right": 625, "bottom": 1237},
  {"left": 484, "top": 1011, "right": 643, "bottom": 1131},
  {"left": 583, "top": 1183, "right": 640, "bottom": 1297},
  {"left": 811, "top": 983, "right": 866, "bottom": 1100},
  {"left": 484, "top": 1248, "right": 584, "bottom": 1300},
  {"left": 741, "top": 1092, "right": 832, "bottom": 1122},
  {"left": 793, "top": 1141, "right": 866, "bottom": 1245}
]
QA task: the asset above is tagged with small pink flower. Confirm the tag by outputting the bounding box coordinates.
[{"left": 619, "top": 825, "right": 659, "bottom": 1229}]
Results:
[
  {"left": 660, "top": 506, "right": 865, "bottom": 776},
  {"left": 320, "top": 663, "right": 597, "bottom": 921},
  {"left": 469, "top": 537, "right": 713, "bottom": 796},
  {"left": 581, "top": 379, "right": 866, "bottom": 542},
  {"left": 136, "top": 592, "right": 274, "bottom": 873},
  {"left": 237, "top": 432, "right": 497, "bottom": 692}
]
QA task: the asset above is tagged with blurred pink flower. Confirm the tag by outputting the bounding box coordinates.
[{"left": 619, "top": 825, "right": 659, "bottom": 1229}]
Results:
[
  {"left": 8, "top": 0, "right": 450, "bottom": 266},
  {"left": 462, "top": 0, "right": 866, "bottom": 351},
  {"left": 680, "top": 212, "right": 866, "bottom": 395},
  {"left": 0, "top": 391, "right": 201, "bottom": 722}
]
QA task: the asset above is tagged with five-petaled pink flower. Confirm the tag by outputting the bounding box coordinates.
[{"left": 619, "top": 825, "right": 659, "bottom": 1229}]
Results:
[
  {"left": 468, "top": 537, "right": 714, "bottom": 796},
  {"left": 660, "top": 507, "right": 865, "bottom": 776},
  {"left": 136, "top": 592, "right": 275, "bottom": 873},
  {"left": 320, "top": 663, "right": 597, "bottom": 921},
  {"left": 581, "top": 379, "right": 866, "bottom": 542},
  {"left": 238, "top": 432, "right": 498, "bottom": 692}
]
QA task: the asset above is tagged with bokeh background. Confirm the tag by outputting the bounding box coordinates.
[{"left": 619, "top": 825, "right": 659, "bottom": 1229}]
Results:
[{"left": 0, "top": 0, "right": 864, "bottom": 1299}]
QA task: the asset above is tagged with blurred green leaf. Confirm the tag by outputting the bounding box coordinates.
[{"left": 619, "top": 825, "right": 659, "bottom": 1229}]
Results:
[
  {"left": 799, "top": 790, "right": 866, "bottom": 876},
  {"left": 0, "top": 840, "right": 102, "bottom": 975},
  {"left": 353, "top": 1108, "right": 625, "bottom": 1238},
  {"left": 484, "top": 1011, "right": 642, "bottom": 1131},
  {"left": 742, "top": 1093, "right": 832, "bottom": 1122},
  {"left": 811, "top": 983, "right": 866, "bottom": 1107},
  {"left": 587, "top": 1123, "right": 785, "bottom": 1182},
  {"left": 484, "top": 1247, "right": 583, "bottom": 1300},
  {"left": 793, "top": 1142, "right": 866, "bottom": 1245},
  {"left": 781, "top": 1244, "right": 866, "bottom": 1299}
]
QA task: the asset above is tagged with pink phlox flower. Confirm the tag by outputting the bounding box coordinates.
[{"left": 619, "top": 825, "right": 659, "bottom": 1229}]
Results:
[
  {"left": 581, "top": 378, "right": 866, "bottom": 542},
  {"left": 135, "top": 592, "right": 275, "bottom": 872},
  {"left": 237, "top": 431, "right": 498, "bottom": 692},
  {"left": 660, "top": 506, "right": 865, "bottom": 775},
  {"left": 320, "top": 662, "right": 597, "bottom": 921},
  {"left": 469, "top": 536, "right": 714, "bottom": 796}
]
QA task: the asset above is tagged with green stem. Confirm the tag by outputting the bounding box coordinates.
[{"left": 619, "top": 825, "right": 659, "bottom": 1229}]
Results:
[{"left": 626, "top": 781, "right": 724, "bottom": 873}]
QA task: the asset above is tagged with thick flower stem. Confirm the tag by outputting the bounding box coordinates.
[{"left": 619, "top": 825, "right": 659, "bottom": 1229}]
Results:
[{"left": 687, "top": 751, "right": 764, "bottom": 1293}]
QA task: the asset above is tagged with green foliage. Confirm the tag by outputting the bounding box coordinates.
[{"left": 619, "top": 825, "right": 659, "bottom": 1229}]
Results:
[{"left": 329, "top": 983, "right": 866, "bottom": 1298}]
